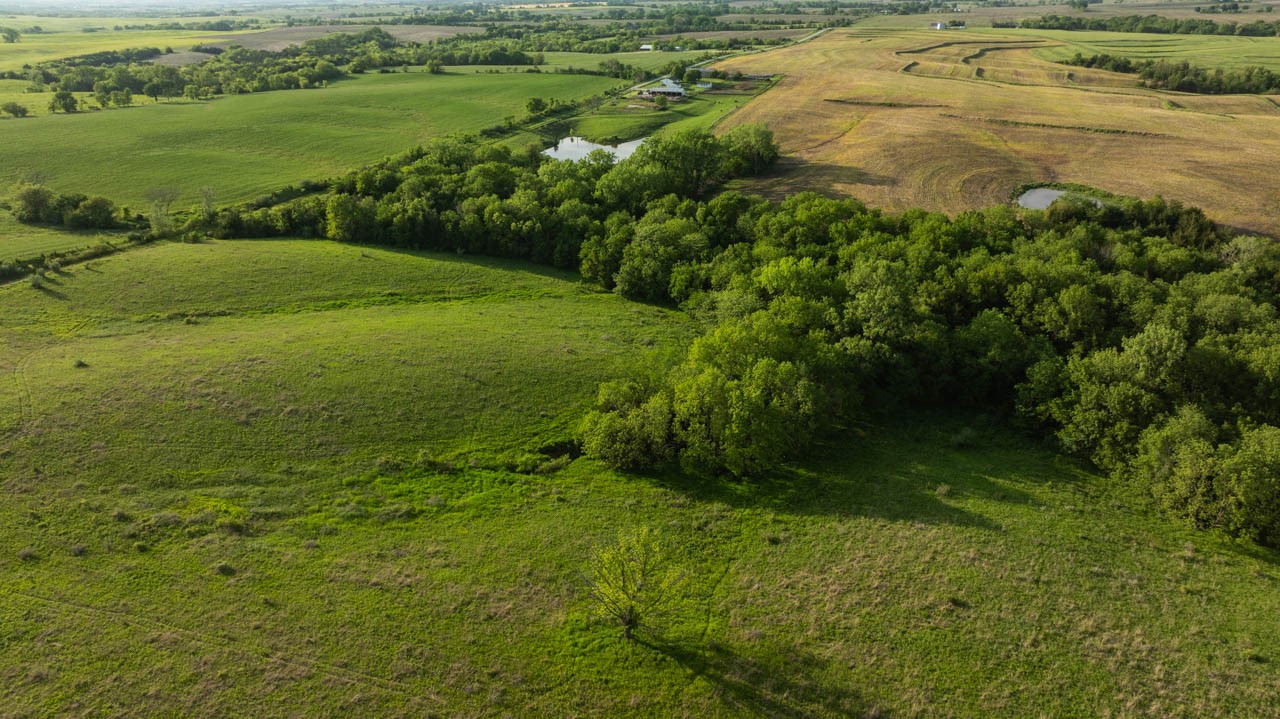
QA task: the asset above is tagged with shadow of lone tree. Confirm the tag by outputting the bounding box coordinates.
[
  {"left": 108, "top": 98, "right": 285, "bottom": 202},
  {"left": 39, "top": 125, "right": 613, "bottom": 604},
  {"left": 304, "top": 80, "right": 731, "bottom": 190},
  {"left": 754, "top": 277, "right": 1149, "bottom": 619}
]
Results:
[
  {"left": 646, "top": 637, "right": 884, "bottom": 718},
  {"left": 582, "top": 527, "right": 686, "bottom": 641}
]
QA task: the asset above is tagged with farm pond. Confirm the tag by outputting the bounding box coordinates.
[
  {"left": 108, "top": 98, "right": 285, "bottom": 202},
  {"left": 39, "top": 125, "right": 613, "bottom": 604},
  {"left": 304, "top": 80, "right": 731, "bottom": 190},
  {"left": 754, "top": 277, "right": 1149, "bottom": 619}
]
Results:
[
  {"left": 542, "top": 136, "right": 646, "bottom": 161},
  {"left": 1017, "top": 188, "right": 1104, "bottom": 210}
]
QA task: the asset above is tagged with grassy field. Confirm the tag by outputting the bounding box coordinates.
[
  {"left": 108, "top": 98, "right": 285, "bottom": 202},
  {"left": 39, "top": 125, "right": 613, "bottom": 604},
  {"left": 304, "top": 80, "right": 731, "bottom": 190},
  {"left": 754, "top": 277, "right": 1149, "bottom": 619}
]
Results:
[
  {"left": 0, "top": 26, "right": 227, "bottom": 69},
  {"left": 0, "top": 78, "right": 168, "bottom": 119},
  {"left": 0, "top": 70, "right": 623, "bottom": 209},
  {"left": 714, "top": 27, "right": 1280, "bottom": 237},
  {"left": 0, "top": 212, "right": 125, "bottom": 263},
  {"left": 1, "top": 239, "right": 1277, "bottom": 716}
]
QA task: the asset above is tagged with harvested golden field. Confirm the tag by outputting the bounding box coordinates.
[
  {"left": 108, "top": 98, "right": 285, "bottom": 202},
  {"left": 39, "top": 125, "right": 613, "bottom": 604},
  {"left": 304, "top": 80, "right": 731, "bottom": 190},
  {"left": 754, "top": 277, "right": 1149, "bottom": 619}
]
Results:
[{"left": 714, "top": 28, "right": 1280, "bottom": 237}]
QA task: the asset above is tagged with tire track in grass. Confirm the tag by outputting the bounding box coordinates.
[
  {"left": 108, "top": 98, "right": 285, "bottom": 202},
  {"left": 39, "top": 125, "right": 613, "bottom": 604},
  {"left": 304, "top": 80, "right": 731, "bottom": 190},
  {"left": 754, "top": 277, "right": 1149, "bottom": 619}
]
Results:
[
  {"left": 3, "top": 587, "right": 435, "bottom": 701},
  {"left": 7, "top": 267, "right": 135, "bottom": 435}
]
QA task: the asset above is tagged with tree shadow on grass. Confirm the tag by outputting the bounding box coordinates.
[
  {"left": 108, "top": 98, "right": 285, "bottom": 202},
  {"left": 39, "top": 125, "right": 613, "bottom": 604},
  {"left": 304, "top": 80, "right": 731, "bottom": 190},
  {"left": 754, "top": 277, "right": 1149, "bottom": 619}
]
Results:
[
  {"left": 642, "top": 636, "right": 884, "bottom": 718},
  {"left": 35, "top": 283, "right": 68, "bottom": 301},
  {"left": 638, "top": 412, "right": 1076, "bottom": 532}
]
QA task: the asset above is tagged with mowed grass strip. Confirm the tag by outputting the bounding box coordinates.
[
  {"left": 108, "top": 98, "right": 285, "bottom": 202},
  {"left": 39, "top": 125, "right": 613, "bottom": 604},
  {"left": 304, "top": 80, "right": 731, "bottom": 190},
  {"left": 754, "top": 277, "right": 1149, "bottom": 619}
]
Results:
[{"left": 0, "top": 70, "right": 623, "bottom": 207}]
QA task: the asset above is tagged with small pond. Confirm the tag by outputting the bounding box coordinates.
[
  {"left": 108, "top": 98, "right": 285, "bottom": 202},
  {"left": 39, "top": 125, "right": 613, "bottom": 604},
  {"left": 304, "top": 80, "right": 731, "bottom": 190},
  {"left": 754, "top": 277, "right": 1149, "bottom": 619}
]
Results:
[
  {"left": 542, "top": 136, "right": 646, "bottom": 162},
  {"left": 1016, "top": 187, "right": 1103, "bottom": 210},
  {"left": 1016, "top": 188, "right": 1068, "bottom": 210}
]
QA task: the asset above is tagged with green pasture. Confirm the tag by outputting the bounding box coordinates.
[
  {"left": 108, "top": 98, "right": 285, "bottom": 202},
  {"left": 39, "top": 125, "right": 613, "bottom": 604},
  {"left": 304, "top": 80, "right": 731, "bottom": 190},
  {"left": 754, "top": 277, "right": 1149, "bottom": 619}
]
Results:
[
  {"left": 0, "top": 239, "right": 1275, "bottom": 715},
  {"left": 0, "top": 26, "right": 245, "bottom": 70},
  {"left": 0, "top": 212, "right": 124, "bottom": 263},
  {"left": 0, "top": 70, "right": 622, "bottom": 208}
]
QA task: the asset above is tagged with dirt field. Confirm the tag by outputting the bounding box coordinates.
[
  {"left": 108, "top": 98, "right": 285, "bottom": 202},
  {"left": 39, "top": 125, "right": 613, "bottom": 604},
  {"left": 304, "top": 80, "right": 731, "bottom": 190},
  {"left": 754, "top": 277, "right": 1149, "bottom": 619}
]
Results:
[
  {"left": 713, "top": 27, "right": 1280, "bottom": 237},
  {"left": 207, "top": 24, "right": 481, "bottom": 51}
]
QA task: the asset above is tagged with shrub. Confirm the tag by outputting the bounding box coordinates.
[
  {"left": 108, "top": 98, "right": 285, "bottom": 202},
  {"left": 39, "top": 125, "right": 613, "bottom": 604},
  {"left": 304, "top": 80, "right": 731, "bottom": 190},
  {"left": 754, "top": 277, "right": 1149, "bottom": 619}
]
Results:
[
  {"left": 1134, "top": 406, "right": 1222, "bottom": 527},
  {"left": 582, "top": 527, "right": 685, "bottom": 640},
  {"left": 1217, "top": 425, "right": 1280, "bottom": 544}
]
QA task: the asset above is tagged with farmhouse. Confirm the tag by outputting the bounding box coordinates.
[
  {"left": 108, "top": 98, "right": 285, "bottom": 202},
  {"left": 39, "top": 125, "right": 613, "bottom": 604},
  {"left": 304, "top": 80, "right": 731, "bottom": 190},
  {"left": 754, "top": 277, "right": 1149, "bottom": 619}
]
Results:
[
  {"left": 930, "top": 22, "right": 947, "bottom": 30},
  {"left": 638, "top": 43, "right": 653, "bottom": 51},
  {"left": 641, "top": 78, "right": 686, "bottom": 98}
]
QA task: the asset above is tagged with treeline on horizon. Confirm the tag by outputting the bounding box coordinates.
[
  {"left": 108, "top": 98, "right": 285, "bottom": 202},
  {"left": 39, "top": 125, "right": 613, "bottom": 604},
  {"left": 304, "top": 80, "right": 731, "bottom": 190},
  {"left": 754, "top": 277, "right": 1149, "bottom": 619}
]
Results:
[
  {"left": 1008, "top": 13, "right": 1280, "bottom": 36},
  {"left": 9, "top": 127, "right": 1280, "bottom": 548},
  {"left": 1063, "top": 52, "right": 1280, "bottom": 94},
  {"left": 4, "top": 21, "right": 747, "bottom": 110}
]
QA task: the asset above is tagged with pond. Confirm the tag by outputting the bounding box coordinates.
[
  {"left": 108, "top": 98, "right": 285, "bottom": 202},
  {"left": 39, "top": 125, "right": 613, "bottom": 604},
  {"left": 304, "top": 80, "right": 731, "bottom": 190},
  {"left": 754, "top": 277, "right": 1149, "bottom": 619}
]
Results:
[
  {"left": 1016, "top": 188, "right": 1068, "bottom": 210},
  {"left": 1016, "top": 187, "right": 1103, "bottom": 210},
  {"left": 542, "top": 136, "right": 646, "bottom": 162}
]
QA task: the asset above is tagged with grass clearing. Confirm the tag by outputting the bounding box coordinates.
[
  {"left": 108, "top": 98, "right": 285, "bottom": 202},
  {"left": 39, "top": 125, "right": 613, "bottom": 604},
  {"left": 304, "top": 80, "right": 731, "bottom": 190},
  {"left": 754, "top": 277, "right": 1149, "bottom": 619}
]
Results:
[
  {"left": 0, "top": 70, "right": 623, "bottom": 208},
  {"left": 0, "top": 211, "right": 126, "bottom": 263},
  {"left": 714, "top": 27, "right": 1280, "bottom": 237}
]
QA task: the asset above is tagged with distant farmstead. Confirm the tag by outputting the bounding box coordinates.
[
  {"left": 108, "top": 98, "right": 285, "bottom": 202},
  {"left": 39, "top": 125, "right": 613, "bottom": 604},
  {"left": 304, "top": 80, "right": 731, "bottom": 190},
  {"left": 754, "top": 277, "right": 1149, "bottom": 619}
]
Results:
[
  {"left": 639, "top": 43, "right": 653, "bottom": 51},
  {"left": 930, "top": 22, "right": 947, "bottom": 30},
  {"left": 641, "top": 78, "right": 686, "bottom": 98}
]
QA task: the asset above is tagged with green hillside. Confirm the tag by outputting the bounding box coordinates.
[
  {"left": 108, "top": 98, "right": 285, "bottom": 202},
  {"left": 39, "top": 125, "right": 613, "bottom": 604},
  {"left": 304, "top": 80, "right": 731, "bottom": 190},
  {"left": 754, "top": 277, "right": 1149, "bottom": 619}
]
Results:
[{"left": 1, "top": 238, "right": 1276, "bottom": 718}]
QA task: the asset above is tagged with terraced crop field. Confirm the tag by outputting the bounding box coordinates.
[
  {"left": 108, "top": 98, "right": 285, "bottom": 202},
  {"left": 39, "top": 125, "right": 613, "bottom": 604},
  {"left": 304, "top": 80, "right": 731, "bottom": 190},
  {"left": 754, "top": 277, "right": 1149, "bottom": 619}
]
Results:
[{"left": 714, "top": 27, "right": 1280, "bottom": 237}]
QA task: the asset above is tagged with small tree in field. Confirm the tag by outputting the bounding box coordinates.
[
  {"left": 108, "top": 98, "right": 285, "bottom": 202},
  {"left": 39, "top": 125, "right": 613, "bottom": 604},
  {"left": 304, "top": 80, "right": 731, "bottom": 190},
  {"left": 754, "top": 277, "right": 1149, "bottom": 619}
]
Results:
[
  {"left": 48, "top": 90, "right": 77, "bottom": 113},
  {"left": 583, "top": 527, "right": 685, "bottom": 641}
]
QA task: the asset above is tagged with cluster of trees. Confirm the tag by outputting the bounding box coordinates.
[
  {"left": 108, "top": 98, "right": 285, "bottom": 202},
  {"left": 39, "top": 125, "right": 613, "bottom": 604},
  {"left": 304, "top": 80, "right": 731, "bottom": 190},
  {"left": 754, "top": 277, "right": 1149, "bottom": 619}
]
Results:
[
  {"left": 1, "top": 101, "right": 29, "bottom": 118},
  {"left": 1196, "top": 2, "right": 1256, "bottom": 14},
  {"left": 582, "top": 191, "right": 1280, "bottom": 547},
  {"left": 198, "top": 126, "right": 778, "bottom": 264},
  {"left": 1017, "top": 14, "right": 1280, "bottom": 36},
  {"left": 1063, "top": 53, "right": 1280, "bottom": 94},
  {"left": 21, "top": 32, "right": 373, "bottom": 99},
  {"left": 2, "top": 26, "right": 21, "bottom": 43},
  {"left": 115, "top": 19, "right": 260, "bottom": 32},
  {"left": 9, "top": 183, "right": 122, "bottom": 229}
]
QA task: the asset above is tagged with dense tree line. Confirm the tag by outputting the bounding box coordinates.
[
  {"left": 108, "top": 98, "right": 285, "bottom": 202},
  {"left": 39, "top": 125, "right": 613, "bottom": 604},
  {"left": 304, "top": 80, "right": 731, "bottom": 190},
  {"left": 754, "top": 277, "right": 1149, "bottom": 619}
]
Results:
[
  {"left": 115, "top": 19, "right": 260, "bottom": 32},
  {"left": 577, "top": 189, "right": 1280, "bottom": 547},
  {"left": 1017, "top": 13, "right": 1280, "bottom": 36},
  {"left": 9, "top": 183, "right": 123, "bottom": 229},
  {"left": 1063, "top": 52, "right": 1280, "bottom": 94}
]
